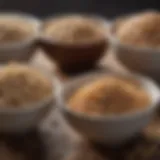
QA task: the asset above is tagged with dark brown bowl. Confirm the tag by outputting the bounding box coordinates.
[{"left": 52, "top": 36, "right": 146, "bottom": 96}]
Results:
[{"left": 39, "top": 14, "right": 109, "bottom": 73}]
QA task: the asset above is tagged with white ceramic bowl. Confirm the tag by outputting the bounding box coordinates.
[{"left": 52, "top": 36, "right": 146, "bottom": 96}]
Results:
[
  {"left": 108, "top": 11, "right": 160, "bottom": 79},
  {"left": 58, "top": 72, "right": 160, "bottom": 145},
  {"left": 0, "top": 12, "right": 41, "bottom": 62},
  {"left": 0, "top": 75, "right": 58, "bottom": 133}
]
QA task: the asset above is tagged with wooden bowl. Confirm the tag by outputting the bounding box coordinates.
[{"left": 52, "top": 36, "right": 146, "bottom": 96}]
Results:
[{"left": 39, "top": 14, "right": 109, "bottom": 73}]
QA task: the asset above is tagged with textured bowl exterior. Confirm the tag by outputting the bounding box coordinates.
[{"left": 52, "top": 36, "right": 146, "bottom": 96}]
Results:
[
  {"left": 59, "top": 72, "right": 160, "bottom": 145},
  {"left": 0, "top": 42, "right": 37, "bottom": 62},
  {"left": 62, "top": 109, "right": 153, "bottom": 145},
  {"left": 113, "top": 42, "right": 160, "bottom": 77},
  {"left": 0, "top": 99, "right": 54, "bottom": 133},
  {"left": 40, "top": 39, "right": 107, "bottom": 73}
]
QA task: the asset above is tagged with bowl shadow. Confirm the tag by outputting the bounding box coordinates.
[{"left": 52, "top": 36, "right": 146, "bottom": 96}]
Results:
[{"left": 0, "top": 128, "right": 46, "bottom": 160}]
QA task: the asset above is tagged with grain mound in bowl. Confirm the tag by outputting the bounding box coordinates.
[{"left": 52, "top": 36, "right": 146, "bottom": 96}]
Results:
[
  {"left": 115, "top": 11, "right": 160, "bottom": 48},
  {"left": 43, "top": 15, "right": 106, "bottom": 44},
  {"left": 68, "top": 76, "right": 151, "bottom": 116},
  {"left": 0, "top": 20, "right": 34, "bottom": 43},
  {"left": 0, "top": 63, "right": 52, "bottom": 107}
]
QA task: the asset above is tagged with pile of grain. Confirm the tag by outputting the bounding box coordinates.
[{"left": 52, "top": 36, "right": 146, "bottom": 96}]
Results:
[
  {"left": 116, "top": 11, "right": 160, "bottom": 48},
  {"left": 68, "top": 76, "right": 151, "bottom": 116},
  {"left": 44, "top": 16, "right": 106, "bottom": 43},
  {"left": 0, "top": 63, "right": 52, "bottom": 107}
]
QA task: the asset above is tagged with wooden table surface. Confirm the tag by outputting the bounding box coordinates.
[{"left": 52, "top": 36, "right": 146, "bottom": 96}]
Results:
[{"left": 1, "top": 50, "right": 160, "bottom": 160}]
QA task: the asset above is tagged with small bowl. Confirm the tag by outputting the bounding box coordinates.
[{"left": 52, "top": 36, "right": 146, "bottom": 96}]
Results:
[
  {"left": 0, "top": 12, "right": 41, "bottom": 62},
  {"left": 108, "top": 11, "right": 160, "bottom": 79},
  {"left": 0, "top": 74, "right": 59, "bottom": 133},
  {"left": 39, "top": 14, "right": 109, "bottom": 73},
  {"left": 58, "top": 72, "right": 160, "bottom": 145}
]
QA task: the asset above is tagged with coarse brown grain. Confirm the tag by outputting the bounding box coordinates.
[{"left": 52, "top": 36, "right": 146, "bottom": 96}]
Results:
[
  {"left": 68, "top": 76, "right": 151, "bottom": 116},
  {"left": 43, "top": 15, "right": 106, "bottom": 44},
  {"left": 116, "top": 11, "right": 160, "bottom": 48},
  {"left": 0, "top": 63, "right": 52, "bottom": 107},
  {"left": 0, "top": 20, "right": 34, "bottom": 43}
]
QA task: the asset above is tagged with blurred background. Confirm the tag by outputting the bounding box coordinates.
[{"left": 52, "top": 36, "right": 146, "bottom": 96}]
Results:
[{"left": 0, "top": 0, "right": 159, "bottom": 18}]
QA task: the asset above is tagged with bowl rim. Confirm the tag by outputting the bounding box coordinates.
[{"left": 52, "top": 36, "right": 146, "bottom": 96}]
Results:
[
  {"left": 0, "top": 69, "right": 59, "bottom": 113},
  {"left": 108, "top": 9, "right": 160, "bottom": 53},
  {"left": 58, "top": 71, "right": 160, "bottom": 121},
  {"left": 0, "top": 11, "right": 41, "bottom": 49},
  {"left": 40, "top": 13, "right": 110, "bottom": 46}
]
